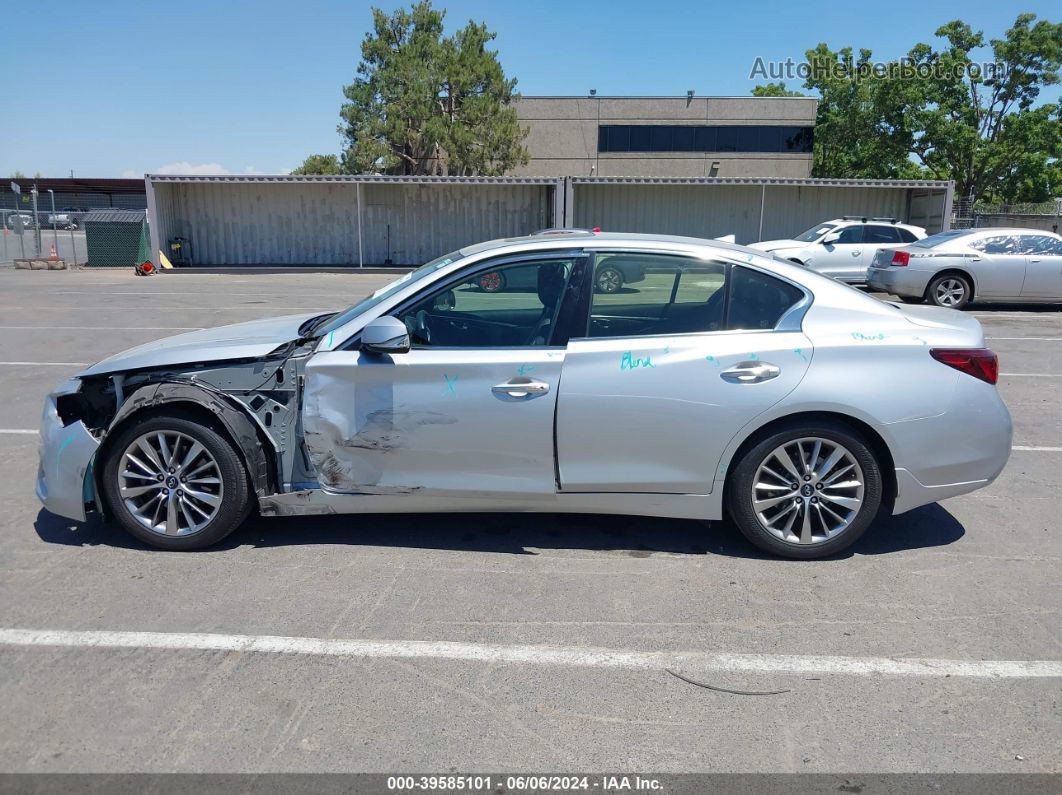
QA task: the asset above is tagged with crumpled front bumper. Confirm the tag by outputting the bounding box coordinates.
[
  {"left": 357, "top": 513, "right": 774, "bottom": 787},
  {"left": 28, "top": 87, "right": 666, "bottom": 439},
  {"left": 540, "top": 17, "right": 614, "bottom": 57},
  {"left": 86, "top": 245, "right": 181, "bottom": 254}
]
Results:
[{"left": 36, "top": 379, "right": 100, "bottom": 522}]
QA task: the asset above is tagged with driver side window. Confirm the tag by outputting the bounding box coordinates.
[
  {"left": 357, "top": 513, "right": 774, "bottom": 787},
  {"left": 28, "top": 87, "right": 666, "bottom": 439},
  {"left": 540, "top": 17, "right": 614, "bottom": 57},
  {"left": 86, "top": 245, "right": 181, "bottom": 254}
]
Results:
[{"left": 395, "top": 258, "right": 575, "bottom": 348}]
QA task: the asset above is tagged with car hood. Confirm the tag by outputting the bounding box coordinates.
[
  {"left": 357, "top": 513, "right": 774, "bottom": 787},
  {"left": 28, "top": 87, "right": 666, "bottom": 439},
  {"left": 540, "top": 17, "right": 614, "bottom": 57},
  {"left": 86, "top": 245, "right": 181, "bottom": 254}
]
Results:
[
  {"left": 79, "top": 312, "right": 327, "bottom": 377},
  {"left": 749, "top": 239, "right": 804, "bottom": 252}
]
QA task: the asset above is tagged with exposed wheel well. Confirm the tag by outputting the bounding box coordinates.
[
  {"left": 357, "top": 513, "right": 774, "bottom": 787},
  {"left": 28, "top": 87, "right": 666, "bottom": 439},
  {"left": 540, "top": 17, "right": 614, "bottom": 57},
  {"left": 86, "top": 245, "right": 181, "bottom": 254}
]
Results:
[
  {"left": 927, "top": 268, "right": 976, "bottom": 300},
  {"left": 724, "top": 411, "right": 896, "bottom": 511},
  {"left": 94, "top": 400, "right": 272, "bottom": 517}
]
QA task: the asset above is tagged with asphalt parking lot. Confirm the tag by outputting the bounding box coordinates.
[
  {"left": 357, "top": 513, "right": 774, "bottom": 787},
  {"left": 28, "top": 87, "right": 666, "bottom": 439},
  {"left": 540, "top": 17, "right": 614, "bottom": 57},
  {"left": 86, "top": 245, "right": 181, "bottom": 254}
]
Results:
[{"left": 0, "top": 267, "right": 1059, "bottom": 774}]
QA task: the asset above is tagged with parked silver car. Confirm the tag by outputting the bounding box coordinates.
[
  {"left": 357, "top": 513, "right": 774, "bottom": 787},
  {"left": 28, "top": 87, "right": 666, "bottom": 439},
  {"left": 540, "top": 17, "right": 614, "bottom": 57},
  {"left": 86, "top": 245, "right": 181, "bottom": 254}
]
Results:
[
  {"left": 869, "top": 228, "right": 1062, "bottom": 308},
  {"left": 37, "top": 231, "right": 1012, "bottom": 559}
]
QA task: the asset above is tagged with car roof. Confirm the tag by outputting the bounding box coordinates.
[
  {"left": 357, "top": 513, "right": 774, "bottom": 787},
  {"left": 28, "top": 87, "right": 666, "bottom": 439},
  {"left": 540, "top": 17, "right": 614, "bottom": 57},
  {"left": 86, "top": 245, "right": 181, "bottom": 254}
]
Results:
[
  {"left": 824, "top": 218, "right": 924, "bottom": 230},
  {"left": 460, "top": 230, "right": 754, "bottom": 258}
]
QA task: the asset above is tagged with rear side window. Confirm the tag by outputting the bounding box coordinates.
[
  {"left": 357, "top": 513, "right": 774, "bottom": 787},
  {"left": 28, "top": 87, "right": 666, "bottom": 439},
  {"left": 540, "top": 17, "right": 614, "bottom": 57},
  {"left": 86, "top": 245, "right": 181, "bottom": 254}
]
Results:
[
  {"left": 864, "top": 225, "right": 902, "bottom": 244},
  {"left": 587, "top": 254, "right": 726, "bottom": 338},
  {"left": 727, "top": 266, "right": 806, "bottom": 331},
  {"left": 971, "top": 235, "right": 1024, "bottom": 255},
  {"left": 897, "top": 228, "right": 919, "bottom": 243}
]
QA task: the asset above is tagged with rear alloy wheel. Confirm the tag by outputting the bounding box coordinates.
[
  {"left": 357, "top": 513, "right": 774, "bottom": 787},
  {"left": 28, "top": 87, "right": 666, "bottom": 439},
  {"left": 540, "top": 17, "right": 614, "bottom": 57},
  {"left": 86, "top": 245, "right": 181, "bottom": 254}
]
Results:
[
  {"left": 102, "top": 415, "right": 253, "bottom": 550},
  {"left": 595, "top": 266, "right": 624, "bottom": 294},
  {"left": 926, "top": 274, "right": 971, "bottom": 309},
  {"left": 477, "top": 271, "right": 506, "bottom": 292},
  {"left": 727, "top": 424, "right": 882, "bottom": 559}
]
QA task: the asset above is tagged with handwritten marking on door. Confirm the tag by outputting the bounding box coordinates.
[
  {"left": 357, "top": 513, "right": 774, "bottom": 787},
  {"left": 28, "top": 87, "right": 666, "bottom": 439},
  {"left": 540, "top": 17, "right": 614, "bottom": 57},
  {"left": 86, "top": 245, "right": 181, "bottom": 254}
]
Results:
[
  {"left": 442, "top": 374, "right": 459, "bottom": 396},
  {"left": 517, "top": 364, "right": 535, "bottom": 376},
  {"left": 705, "top": 355, "right": 720, "bottom": 367},
  {"left": 851, "top": 332, "right": 887, "bottom": 341},
  {"left": 794, "top": 348, "right": 808, "bottom": 362},
  {"left": 912, "top": 336, "right": 929, "bottom": 346},
  {"left": 620, "top": 352, "right": 655, "bottom": 371}
]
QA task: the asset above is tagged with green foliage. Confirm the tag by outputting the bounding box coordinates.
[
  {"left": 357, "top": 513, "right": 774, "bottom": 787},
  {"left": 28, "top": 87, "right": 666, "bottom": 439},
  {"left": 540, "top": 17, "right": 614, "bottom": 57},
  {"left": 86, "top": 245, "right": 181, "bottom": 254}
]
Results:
[
  {"left": 751, "top": 82, "right": 806, "bottom": 97},
  {"left": 339, "top": 1, "right": 528, "bottom": 176},
  {"left": 291, "top": 154, "right": 343, "bottom": 175},
  {"left": 754, "top": 13, "right": 1062, "bottom": 203}
]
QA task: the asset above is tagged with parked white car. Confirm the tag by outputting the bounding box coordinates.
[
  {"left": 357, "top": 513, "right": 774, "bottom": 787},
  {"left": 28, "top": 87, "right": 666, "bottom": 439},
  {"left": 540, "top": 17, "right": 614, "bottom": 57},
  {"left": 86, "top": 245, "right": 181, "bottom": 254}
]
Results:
[{"left": 751, "top": 217, "right": 927, "bottom": 284}]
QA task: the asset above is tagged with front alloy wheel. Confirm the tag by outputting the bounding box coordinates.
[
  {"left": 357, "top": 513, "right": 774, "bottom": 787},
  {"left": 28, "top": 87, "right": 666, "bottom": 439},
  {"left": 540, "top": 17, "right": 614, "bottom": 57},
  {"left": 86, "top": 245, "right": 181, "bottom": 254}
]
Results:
[
  {"left": 102, "top": 414, "right": 253, "bottom": 550},
  {"left": 595, "top": 266, "right": 624, "bottom": 294},
  {"left": 727, "top": 423, "right": 883, "bottom": 559},
  {"left": 118, "top": 430, "right": 224, "bottom": 537}
]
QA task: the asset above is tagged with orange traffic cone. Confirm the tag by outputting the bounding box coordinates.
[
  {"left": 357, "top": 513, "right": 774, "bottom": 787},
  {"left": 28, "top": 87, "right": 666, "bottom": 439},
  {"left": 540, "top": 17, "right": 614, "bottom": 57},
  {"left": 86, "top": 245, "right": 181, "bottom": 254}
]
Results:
[{"left": 48, "top": 244, "right": 59, "bottom": 260}]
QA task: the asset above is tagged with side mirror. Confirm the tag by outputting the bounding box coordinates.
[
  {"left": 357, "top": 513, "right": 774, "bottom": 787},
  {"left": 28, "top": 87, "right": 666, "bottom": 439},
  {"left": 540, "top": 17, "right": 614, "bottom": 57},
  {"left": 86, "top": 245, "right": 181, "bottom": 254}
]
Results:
[
  {"left": 822, "top": 233, "right": 841, "bottom": 245},
  {"left": 360, "top": 316, "right": 410, "bottom": 355}
]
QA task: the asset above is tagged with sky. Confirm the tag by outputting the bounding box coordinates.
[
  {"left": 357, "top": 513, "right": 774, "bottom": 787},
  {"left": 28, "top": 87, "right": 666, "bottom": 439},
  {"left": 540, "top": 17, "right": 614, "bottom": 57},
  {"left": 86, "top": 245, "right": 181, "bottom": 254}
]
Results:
[{"left": 1, "top": 0, "right": 1059, "bottom": 178}]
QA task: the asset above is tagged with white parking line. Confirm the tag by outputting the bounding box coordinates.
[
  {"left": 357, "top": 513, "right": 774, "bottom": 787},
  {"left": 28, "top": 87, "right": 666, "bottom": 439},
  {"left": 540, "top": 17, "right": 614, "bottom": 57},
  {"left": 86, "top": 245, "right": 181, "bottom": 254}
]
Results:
[
  {"left": 1000, "top": 373, "right": 1062, "bottom": 377},
  {"left": 0, "top": 326, "right": 201, "bottom": 331},
  {"left": 1012, "top": 445, "right": 1062, "bottom": 452},
  {"left": 1, "top": 628, "right": 1059, "bottom": 679},
  {"left": 0, "top": 429, "right": 36, "bottom": 435},
  {"left": 987, "top": 337, "right": 1062, "bottom": 341},
  {"left": 0, "top": 361, "right": 88, "bottom": 366}
]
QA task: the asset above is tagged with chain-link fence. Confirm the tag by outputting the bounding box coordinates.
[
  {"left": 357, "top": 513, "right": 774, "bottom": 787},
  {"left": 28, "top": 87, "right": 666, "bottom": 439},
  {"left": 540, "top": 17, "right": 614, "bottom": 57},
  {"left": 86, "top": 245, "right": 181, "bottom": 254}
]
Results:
[{"left": 1, "top": 208, "right": 89, "bottom": 265}]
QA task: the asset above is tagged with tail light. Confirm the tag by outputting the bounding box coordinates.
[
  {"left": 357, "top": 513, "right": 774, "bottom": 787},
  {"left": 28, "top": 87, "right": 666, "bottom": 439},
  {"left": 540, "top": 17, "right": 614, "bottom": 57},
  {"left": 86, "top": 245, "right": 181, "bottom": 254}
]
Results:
[
  {"left": 930, "top": 348, "right": 998, "bottom": 385},
  {"left": 891, "top": 250, "right": 910, "bottom": 266}
]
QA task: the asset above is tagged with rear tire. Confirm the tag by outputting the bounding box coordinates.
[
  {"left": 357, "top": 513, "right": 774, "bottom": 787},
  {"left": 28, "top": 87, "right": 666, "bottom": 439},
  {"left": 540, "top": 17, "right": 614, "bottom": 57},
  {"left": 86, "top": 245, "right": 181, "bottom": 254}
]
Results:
[
  {"left": 926, "top": 273, "right": 972, "bottom": 309},
  {"left": 726, "top": 422, "right": 883, "bottom": 559},
  {"left": 102, "top": 414, "right": 254, "bottom": 551},
  {"left": 595, "top": 266, "right": 624, "bottom": 294}
]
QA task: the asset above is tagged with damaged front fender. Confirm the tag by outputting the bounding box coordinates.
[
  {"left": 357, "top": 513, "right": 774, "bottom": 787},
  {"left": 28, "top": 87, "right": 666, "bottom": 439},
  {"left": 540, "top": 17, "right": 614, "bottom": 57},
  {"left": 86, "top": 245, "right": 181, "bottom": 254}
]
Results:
[{"left": 36, "top": 382, "right": 100, "bottom": 522}]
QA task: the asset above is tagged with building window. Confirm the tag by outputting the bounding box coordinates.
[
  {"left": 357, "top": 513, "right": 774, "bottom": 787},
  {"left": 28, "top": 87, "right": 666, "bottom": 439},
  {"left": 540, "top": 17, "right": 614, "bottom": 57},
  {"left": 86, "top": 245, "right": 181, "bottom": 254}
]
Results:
[{"left": 597, "top": 125, "right": 814, "bottom": 154}]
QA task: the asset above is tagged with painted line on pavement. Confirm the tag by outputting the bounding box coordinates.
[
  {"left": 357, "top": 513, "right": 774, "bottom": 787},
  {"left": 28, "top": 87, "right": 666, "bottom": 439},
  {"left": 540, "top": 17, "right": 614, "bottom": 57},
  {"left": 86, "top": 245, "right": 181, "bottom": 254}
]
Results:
[
  {"left": 0, "top": 326, "right": 201, "bottom": 331},
  {"left": 1, "top": 628, "right": 1059, "bottom": 679},
  {"left": 987, "top": 337, "right": 1062, "bottom": 341},
  {"left": 1000, "top": 373, "right": 1062, "bottom": 377},
  {"left": 0, "top": 429, "right": 36, "bottom": 435},
  {"left": 0, "top": 361, "right": 88, "bottom": 366},
  {"left": 1012, "top": 445, "right": 1062, "bottom": 452}
]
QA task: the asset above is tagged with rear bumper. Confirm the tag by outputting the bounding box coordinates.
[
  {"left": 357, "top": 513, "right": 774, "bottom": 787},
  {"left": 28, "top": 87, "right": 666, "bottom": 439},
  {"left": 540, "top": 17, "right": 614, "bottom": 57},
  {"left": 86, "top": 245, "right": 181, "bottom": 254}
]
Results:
[
  {"left": 886, "top": 375, "right": 1012, "bottom": 514},
  {"left": 36, "top": 380, "right": 100, "bottom": 522},
  {"left": 867, "top": 266, "right": 933, "bottom": 298}
]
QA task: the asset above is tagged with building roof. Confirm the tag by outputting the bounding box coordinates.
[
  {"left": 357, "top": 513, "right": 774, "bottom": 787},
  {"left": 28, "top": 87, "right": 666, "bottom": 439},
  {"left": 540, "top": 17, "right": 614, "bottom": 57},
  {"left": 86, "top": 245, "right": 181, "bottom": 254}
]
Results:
[
  {"left": 82, "top": 210, "right": 147, "bottom": 223},
  {"left": 6, "top": 177, "right": 145, "bottom": 194}
]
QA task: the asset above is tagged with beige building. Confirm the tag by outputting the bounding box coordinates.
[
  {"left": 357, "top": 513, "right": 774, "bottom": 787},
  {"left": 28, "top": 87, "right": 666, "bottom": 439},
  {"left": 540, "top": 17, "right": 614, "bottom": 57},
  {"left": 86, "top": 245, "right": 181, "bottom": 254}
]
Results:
[{"left": 512, "top": 95, "right": 817, "bottom": 179}]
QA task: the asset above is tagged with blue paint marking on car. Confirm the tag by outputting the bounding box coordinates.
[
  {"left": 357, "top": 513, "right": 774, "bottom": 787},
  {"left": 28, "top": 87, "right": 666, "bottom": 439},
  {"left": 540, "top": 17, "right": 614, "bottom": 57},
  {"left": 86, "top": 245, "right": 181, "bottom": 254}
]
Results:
[{"left": 620, "top": 352, "right": 655, "bottom": 371}]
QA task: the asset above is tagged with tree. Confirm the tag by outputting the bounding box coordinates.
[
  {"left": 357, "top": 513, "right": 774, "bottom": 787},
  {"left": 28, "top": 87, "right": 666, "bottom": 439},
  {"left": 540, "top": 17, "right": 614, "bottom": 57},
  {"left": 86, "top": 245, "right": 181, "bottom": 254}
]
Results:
[
  {"left": 751, "top": 82, "right": 806, "bottom": 97},
  {"left": 339, "top": 0, "right": 528, "bottom": 175},
  {"left": 754, "top": 13, "right": 1062, "bottom": 203},
  {"left": 907, "top": 15, "right": 1062, "bottom": 204},
  {"left": 291, "top": 154, "right": 342, "bottom": 175}
]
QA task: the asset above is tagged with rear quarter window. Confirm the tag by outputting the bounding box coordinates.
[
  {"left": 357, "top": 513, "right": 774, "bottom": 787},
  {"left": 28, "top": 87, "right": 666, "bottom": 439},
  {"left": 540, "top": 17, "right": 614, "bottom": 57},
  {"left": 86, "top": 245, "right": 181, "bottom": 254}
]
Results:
[{"left": 727, "top": 266, "right": 805, "bottom": 331}]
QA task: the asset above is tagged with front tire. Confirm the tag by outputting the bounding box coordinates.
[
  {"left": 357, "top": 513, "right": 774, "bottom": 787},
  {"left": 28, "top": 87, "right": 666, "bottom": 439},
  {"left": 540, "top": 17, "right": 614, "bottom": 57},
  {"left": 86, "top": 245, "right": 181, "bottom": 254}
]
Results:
[
  {"left": 726, "top": 422, "right": 883, "bottom": 559},
  {"left": 926, "top": 273, "right": 972, "bottom": 309},
  {"left": 101, "top": 414, "right": 254, "bottom": 550}
]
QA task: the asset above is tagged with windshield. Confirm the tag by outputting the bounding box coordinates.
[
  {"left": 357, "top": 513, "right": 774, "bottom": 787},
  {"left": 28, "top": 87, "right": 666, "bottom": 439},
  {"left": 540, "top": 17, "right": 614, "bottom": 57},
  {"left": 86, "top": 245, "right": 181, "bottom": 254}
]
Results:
[
  {"left": 314, "top": 250, "right": 465, "bottom": 337},
  {"left": 794, "top": 223, "right": 837, "bottom": 242},
  {"left": 911, "top": 229, "right": 975, "bottom": 248}
]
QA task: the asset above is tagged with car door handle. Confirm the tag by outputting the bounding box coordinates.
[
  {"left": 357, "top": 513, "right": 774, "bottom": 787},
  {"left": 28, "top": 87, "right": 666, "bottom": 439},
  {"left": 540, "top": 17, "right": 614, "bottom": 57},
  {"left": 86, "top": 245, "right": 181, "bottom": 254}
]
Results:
[
  {"left": 492, "top": 378, "right": 549, "bottom": 398},
  {"left": 851, "top": 250, "right": 861, "bottom": 256},
  {"left": 720, "top": 361, "right": 781, "bottom": 384}
]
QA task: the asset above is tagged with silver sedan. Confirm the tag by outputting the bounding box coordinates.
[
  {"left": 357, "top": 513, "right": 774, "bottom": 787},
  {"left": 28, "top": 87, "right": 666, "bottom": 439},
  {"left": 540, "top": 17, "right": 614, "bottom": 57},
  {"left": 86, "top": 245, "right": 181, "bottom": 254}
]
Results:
[
  {"left": 868, "top": 227, "right": 1062, "bottom": 308},
  {"left": 37, "top": 232, "right": 1012, "bottom": 559}
]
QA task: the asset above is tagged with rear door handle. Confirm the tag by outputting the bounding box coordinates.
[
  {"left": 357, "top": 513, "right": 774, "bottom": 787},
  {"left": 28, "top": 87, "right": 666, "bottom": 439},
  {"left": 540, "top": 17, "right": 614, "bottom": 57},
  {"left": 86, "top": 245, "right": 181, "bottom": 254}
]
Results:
[
  {"left": 492, "top": 378, "right": 549, "bottom": 398},
  {"left": 851, "top": 250, "right": 862, "bottom": 257},
  {"left": 721, "top": 361, "right": 781, "bottom": 384}
]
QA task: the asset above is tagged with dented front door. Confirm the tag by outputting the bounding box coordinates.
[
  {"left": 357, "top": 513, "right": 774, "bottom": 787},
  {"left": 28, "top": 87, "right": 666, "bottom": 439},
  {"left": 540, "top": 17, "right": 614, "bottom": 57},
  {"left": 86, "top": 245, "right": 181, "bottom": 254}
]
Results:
[{"left": 301, "top": 348, "right": 563, "bottom": 496}]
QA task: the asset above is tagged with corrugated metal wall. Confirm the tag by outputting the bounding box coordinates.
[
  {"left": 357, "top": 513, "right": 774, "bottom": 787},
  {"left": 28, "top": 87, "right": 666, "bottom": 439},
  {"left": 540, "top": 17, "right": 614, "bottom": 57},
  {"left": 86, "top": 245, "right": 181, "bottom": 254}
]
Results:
[
  {"left": 575, "top": 184, "right": 930, "bottom": 244},
  {"left": 154, "top": 182, "right": 551, "bottom": 266}
]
